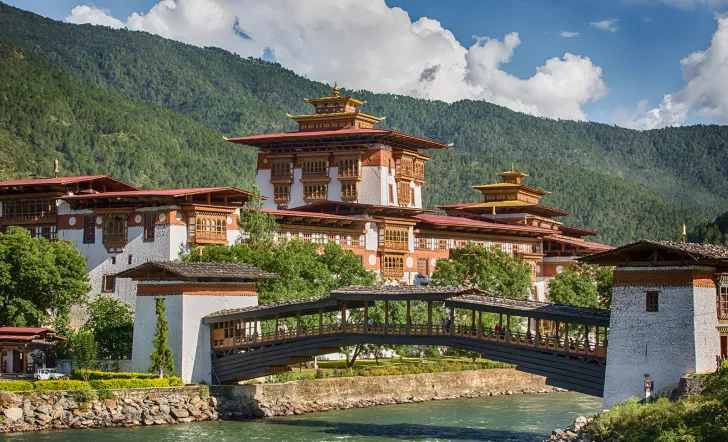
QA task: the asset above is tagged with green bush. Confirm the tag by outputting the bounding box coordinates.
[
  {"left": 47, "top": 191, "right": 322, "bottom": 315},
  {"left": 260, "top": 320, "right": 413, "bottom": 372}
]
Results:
[
  {"left": 34, "top": 380, "right": 89, "bottom": 391},
  {"left": 96, "top": 388, "right": 116, "bottom": 401},
  {"left": 71, "top": 369, "right": 158, "bottom": 381},
  {"left": 0, "top": 381, "right": 34, "bottom": 391},
  {"left": 88, "top": 377, "right": 183, "bottom": 389},
  {"left": 70, "top": 387, "right": 96, "bottom": 404}
]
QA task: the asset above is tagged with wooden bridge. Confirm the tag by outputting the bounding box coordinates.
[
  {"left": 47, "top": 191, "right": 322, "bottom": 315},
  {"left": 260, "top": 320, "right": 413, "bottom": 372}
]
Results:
[{"left": 204, "top": 286, "right": 610, "bottom": 397}]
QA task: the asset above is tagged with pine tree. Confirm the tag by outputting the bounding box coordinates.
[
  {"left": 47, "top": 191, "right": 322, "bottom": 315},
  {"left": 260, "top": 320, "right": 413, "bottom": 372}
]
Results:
[{"left": 149, "top": 298, "right": 175, "bottom": 378}]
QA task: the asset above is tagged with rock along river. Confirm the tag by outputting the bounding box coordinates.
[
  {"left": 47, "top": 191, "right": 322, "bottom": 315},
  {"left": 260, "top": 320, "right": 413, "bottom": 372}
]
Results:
[{"left": 2, "top": 392, "right": 601, "bottom": 442}]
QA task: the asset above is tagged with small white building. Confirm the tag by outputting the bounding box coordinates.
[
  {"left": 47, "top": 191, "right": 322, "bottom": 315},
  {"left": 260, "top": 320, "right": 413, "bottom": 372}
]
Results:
[
  {"left": 115, "top": 261, "right": 278, "bottom": 384},
  {"left": 583, "top": 240, "right": 728, "bottom": 409}
]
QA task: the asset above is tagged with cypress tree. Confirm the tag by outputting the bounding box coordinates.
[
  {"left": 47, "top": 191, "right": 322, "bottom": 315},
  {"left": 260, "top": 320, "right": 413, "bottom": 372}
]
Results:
[{"left": 149, "top": 298, "right": 175, "bottom": 378}]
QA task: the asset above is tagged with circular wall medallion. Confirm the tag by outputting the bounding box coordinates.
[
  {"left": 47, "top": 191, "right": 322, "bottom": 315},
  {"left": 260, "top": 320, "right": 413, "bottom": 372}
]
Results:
[
  {"left": 368, "top": 254, "right": 377, "bottom": 266},
  {"left": 68, "top": 217, "right": 76, "bottom": 226},
  {"left": 158, "top": 213, "right": 166, "bottom": 222},
  {"left": 227, "top": 217, "right": 233, "bottom": 225},
  {"left": 405, "top": 257, "right": 414, "bottom": 269},
  {"left": 96, "top": 216, "right": 103, "bottom": 225},
  {"left": 556, "top": 265, "right": 563, "bottom": 274},
  {"left": 176, "top": 212, "right": 183, "bottom": 221},
  {"left": 134, "top": 215, "right": 142, "bottom": 223},
  {"left": 535, "top": 265, "right": 541, "bottom": 274}
]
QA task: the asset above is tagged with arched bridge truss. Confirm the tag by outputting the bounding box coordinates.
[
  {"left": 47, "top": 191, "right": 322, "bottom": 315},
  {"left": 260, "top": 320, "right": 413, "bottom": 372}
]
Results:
[{"left": 204, "top": 286, "right": 610, "bottom": 397}]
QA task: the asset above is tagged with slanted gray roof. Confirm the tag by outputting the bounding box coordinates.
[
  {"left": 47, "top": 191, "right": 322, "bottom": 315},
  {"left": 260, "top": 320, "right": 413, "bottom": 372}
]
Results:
[
  {"left": 202, "top": 296, "right": 359, "bottom": 323},
  {"left": 114, "top": 261, "right": 279, "bottom": 282},
  {"left": 444, "top": 293, "right": 611, "bottom": 327},
  {"left": 330, "top": 285, "right": 480, "bottom": 301},
  {"left": 581, "top": 240, "right": 728, "bottom": 267}
]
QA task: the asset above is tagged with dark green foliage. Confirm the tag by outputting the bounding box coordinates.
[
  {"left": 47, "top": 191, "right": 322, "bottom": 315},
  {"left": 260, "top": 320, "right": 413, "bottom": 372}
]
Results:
[
  {"left": 688, "top": 210, "right": 728, "bottom": 245},
  {"left": 548, "top": 263, "right": 613, "bottom": 309},
  {"left": 70, "top": 370, "right": 158, "bottom": 381},
  {"left": 431, "top": 243, "right": 532, "bottom": 299},
  {"left": 83, "top": 296, "right": 134, "bottom": 359},
  {"left": 71, "top": 330, "right": 98, "bottom": 382},
  {"left": 0, "top": 227, "right": 89, "bottom": 327},
  {"left": 237, "top": 187, "right": 279, "bottom": 250},
  {"left": 149, "top": 298, "right": 175, "bottom": 377},
  {"left": 0, "top": 4, "right": 726, "bottom": 245}
]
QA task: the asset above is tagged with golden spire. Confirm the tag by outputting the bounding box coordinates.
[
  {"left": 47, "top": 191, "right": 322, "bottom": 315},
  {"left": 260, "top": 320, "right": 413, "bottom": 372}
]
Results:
[
  {"left": 681, "top": 223, "right": 688, "bottom": 243},
  {"left": 332, "top": 82, "right": 340, "bottom": 97},
  {"left": 511, "top": 162, "right": 515, "bottom": 172}
]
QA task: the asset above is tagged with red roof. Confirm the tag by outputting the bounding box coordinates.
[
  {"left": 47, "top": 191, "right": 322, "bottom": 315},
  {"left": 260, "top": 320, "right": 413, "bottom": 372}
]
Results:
[
  {"left": 63, "top": 187, "right": 255, "bottom": 200},
  {"left": 0, "top": 175, "right": 139, "bottom": 191},
  {"left": 0, "top": 327, "right": 55, "bottom": 334},
  {"left": 228, "top": 127, "right": 450, "bottom": 150},
  {"left": 413, "top": 214, "right": 555, "bottom": 235},
  {"left": 546, "top": 236, "right": 612, "bottom": 251},
  {"left": 265, "top": 209, "right": 366, "bottom": 222},
  {"left": 559, "top": 224, "right": 599, "bottom": 237},
  {"left": 0, "top": 335, "right": 37, "bottom": 341}
]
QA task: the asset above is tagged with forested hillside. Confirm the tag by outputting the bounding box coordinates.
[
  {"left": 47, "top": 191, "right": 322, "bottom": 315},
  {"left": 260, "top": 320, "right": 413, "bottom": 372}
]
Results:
[{"left": 0, "top": 3, "right": 725, "bottom": 245}]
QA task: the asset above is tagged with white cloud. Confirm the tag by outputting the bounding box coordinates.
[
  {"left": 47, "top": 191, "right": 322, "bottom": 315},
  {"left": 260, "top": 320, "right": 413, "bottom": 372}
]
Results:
[
  {"left": 617, "top": 15, "right": 728, "bottom": 129},
  {"left": 589, "top": 19, "right": 619, "bottom": 32},
  {"left": 65, "top": 0, "right": 608, "bottom": 121},
  {"left": 559, "top": 31, "right": 580, "bottom": 38}
]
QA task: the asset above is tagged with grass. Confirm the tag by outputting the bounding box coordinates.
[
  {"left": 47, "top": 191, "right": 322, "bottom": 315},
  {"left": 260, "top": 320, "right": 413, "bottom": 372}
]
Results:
[{"left": 249, "top": 356, "right": 513, "bottom": 383}]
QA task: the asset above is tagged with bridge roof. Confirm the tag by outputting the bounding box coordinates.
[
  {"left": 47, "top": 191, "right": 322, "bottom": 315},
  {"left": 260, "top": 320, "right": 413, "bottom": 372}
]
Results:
[
  {"left": 581, "top": 240, "right": 728, "bottom": 267},
  {"left": 330, "top": 285, "right": 479, "bottom": 301},
  {"left": 202, "top": 296, "right": 364, "bottom": 323},
  {"left": 444, "top": 293, "right": 611, "bottom": 327}
]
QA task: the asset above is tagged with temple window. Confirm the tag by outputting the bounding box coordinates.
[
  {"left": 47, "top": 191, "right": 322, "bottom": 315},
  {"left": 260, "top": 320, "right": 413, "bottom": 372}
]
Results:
[
  {"left": 718, "top": 274, "right": 728, "bottom": 320},
  {"left": 103, "top": 275, "right": 116, "bottom": 293},
  {"left": 271, "top": 161, "right": 293, "bottom": 181},
  {"left": 303, "top": 183, "right": 328, "bottom": 202},
  {"left": 396, "top": 157, "right": 414, "bottom": 179},
  {"left": 188, "top": 212, "right": 228, "bottom": 244},
  {"left": 29, "top": 225, "right": 57, "bottom": 240},
  {"left": 397, "top": 181, "right": 411, "bottom": 206},
  {"left": 102, "top": 214, "right": 128, "bottom": 251},
  {"left": 274, "top": 185, "right": 291, "bottom": 205},
  {"left": 645, "top": 291, "right": 660, "bottom": 312},
  {"left": 83, "top": 215, "right": 95, "bottom": 244},
  {"left": 381, "top": 225, "right": 409, "bottom": 251},
  {"left": 144, "top": 213, "right": 156, "bottom": 242},
  {"left": 301, "top": 158, "right": 329, "bottom": 180},
  {"left": 0, "top": 197, "right": 56, "bottom": 222},
  {"left": 341, "top": 182, "right": 358, "bottom": 200},
  {"left": 418, "top": 258, "right": 429, "bottom": 276},
  {"left": 382, "top": 255, "right": 404, "bottom": 279},
  {"left": 414, "top": 160, "right": 425, "bottom": 182},
  {"left": 337, "top": 158, "right": 361, "bottom": 179},
  {"left": 388, "top": 184, "right": 394, "bottom": 203}
]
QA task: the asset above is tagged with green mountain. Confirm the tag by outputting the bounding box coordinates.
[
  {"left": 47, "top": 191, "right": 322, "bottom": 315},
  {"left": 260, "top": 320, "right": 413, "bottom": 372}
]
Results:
[{"left": 0, "top": 3, "right": 725, "bottom": 245}]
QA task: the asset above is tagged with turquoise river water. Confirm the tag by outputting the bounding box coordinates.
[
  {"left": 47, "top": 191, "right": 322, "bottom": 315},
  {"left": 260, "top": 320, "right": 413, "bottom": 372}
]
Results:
[{"left": 2, "top": 392, "right": 601, "bottom": 442}]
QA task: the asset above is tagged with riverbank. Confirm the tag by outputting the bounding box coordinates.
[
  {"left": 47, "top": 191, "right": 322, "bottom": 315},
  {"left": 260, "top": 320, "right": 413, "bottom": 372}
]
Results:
[{"left": 1, "top": 368, "right": 563, "bottom": 433}]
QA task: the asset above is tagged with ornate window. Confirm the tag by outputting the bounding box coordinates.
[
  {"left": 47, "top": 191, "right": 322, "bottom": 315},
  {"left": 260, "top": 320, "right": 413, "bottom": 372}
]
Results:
[
  {"left": 417, "top": 258, "right": 429, "bottom": 276},
  {"left": 271, "top": 161, "right": 293, "bottom": 182},
  {"left": 341, "top": 182, "right": 358, "bottom": 201},
  {"left": 188, "top": 212, "right": 228, "bottom": 244},
  {"left": 718, "top": 274, "right": 728, "bottom": 320},
  {"left": 646, "top": 291, "right": 659, "bottom": 312},
  {"left": 414, "top": 160, "right": 425, "bottom": 182},
  {"left": 83, "top": 215, "right": 95, "bottom": 244},
  {"left": 102, "top": 214, "right": 128, "bottom": 251},
  {"left": 0, "top": 197, "right": 56, "bottom": 222},
  {"left": 144, "top": 213, "right": 156, "bottom": 242},
  {"left": 337, "top": 157, "right": 361, "bottom": 179},
  {"left": 397, "top": 181, "right": 411, "bottom": 206},
  {"left": 303, "top": 183, "right": 328, "bottom": 202},
  {"left": 380, "top": 225, "right": 409, "bottom": 251},
  {"left": 29, "top": 225, "right": 57, "bottom": 240},
  {"left": 382, "top": 255, "right": 404, "bottom": 279},
  {"left": 274, "top": 185, "right": 291, "bottom": 205},
  {"left": 301, "top": 158, "right": 329, "bottom": 180},
  {"left": 396, "top": 157, "right": 414, "bottom": 179}
]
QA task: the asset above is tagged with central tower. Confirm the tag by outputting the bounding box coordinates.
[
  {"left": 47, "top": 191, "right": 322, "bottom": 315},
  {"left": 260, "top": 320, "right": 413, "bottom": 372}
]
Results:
[{"left": 229, "top": 84, "right": 449, "bottom": 210}]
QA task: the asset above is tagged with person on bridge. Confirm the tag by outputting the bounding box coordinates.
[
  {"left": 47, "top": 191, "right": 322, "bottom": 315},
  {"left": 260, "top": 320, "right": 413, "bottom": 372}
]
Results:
[
  {"left": 367, "top": 317, "right": 373, "bottom": 329},
  {"left": 440, "top": 318, "right": 446, "bottom": 332}
]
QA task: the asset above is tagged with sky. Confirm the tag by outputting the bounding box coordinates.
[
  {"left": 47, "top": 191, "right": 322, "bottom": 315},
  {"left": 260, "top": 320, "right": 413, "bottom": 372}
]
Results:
[{"left": 7, "top": 0, "right": 728, "bottom": 128}]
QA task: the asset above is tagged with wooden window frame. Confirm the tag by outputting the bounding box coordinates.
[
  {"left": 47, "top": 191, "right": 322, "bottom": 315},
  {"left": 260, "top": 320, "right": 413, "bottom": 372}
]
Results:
[
  {"left": 83, "top": 215, "right": 95, "bottom": 244},
  {"left": 274, "top": 184, "right": 291, "bottom": 205},
  {"left": 143, "top": 213, "right": 156, "bottom": 242},
  {"left": 303, "top": 183, "right": 328, "bottom": 202},
  {"left": 103, "top": 275, "right": 116, "bottom": 293},
  {"left": 646, "top": 291, "right": 659, "bottom": 312},
  {"left": 340, "top": 182, "right": 358, "bottom": 201},
  {"left": 718, "top": 274, "right": 728, "bottom": 320}
]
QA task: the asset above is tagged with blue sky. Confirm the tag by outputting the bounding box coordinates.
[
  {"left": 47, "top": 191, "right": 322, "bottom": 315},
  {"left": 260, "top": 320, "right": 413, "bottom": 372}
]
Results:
[{"left": 7, "top": 0, "right": 728, "bottom": 128}]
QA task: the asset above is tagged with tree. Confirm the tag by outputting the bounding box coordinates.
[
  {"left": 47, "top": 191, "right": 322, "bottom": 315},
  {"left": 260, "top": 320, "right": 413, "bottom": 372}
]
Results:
[
  {"left": 237, "top": 187, "right": 279, "bottom": 249},
  {"left": 0, "top": 227, "right": 89, "bottom": 327},
  {"left": 548, "top": 263, "right": 613, "bottom": 309},
  {"left": 71, "top": 330, "right": 98, "bottom": 382},
  {"left": 431, "top": 243, "right": 532, "bottom": 299},
  {"left": 84, "top": 296, "right": 134, "bottom": 359},
  {"left": 149, "top": 298, "right": 175, "bottom": 378}
]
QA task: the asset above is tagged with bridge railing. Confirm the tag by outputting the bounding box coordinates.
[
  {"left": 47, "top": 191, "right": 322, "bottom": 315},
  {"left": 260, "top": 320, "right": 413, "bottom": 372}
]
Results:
[{"left": 212, "top": 321, "right": 607, "bottom": 359}]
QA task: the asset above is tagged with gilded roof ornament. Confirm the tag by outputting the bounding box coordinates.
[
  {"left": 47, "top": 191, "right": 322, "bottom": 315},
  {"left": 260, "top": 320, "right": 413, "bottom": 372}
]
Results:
[{"left": 332, "top": 82, "right": 340, "bottom": 97}]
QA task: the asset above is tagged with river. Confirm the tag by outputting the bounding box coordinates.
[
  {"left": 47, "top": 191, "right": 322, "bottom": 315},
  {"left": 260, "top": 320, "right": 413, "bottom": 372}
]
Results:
[{"left": 3, "top": 392, "right": 601, "bottom": 441}]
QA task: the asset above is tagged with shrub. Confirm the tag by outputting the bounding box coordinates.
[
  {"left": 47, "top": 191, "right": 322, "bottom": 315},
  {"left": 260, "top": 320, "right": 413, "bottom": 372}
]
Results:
[
  {"left": 71, "top": 370, "right": 158, "bottom": 381},
  {"left": 34, "top": 380, "right": 89, "bottom": 391},
  {"left": 88, "top": 377, "right": 181, "bottom": 389},
  {"left": 0, "top": 381, "right": 34, "bottom": 391},
  {"left": 96, "top": 388, "right": 116, "bottom": 401},
  {"left": 70, "top": 387, "right": 96, "bottom": 404}
]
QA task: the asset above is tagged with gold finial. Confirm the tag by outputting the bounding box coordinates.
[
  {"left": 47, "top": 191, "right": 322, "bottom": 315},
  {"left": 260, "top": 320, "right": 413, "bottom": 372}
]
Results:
[
  {"left": 332, "top": 82, "right": 340, "bottom": 97},
  {"left": 681, "top": 223, "right": 688, "bottom": 243},
  {"left": 511, "top": 162, "right": 515, "bottom": 172},
  {"left": 53, "top": 159, "right": 59, "bottom": 178}
]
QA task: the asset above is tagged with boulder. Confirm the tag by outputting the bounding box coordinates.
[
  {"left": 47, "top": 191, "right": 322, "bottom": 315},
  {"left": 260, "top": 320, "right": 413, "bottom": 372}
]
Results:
[
  {"left": 170, "top": 408, "right": 190, "bottom": 419},
  {"left": 3, "top": 407, "right": 23, "bottom": 422}
]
